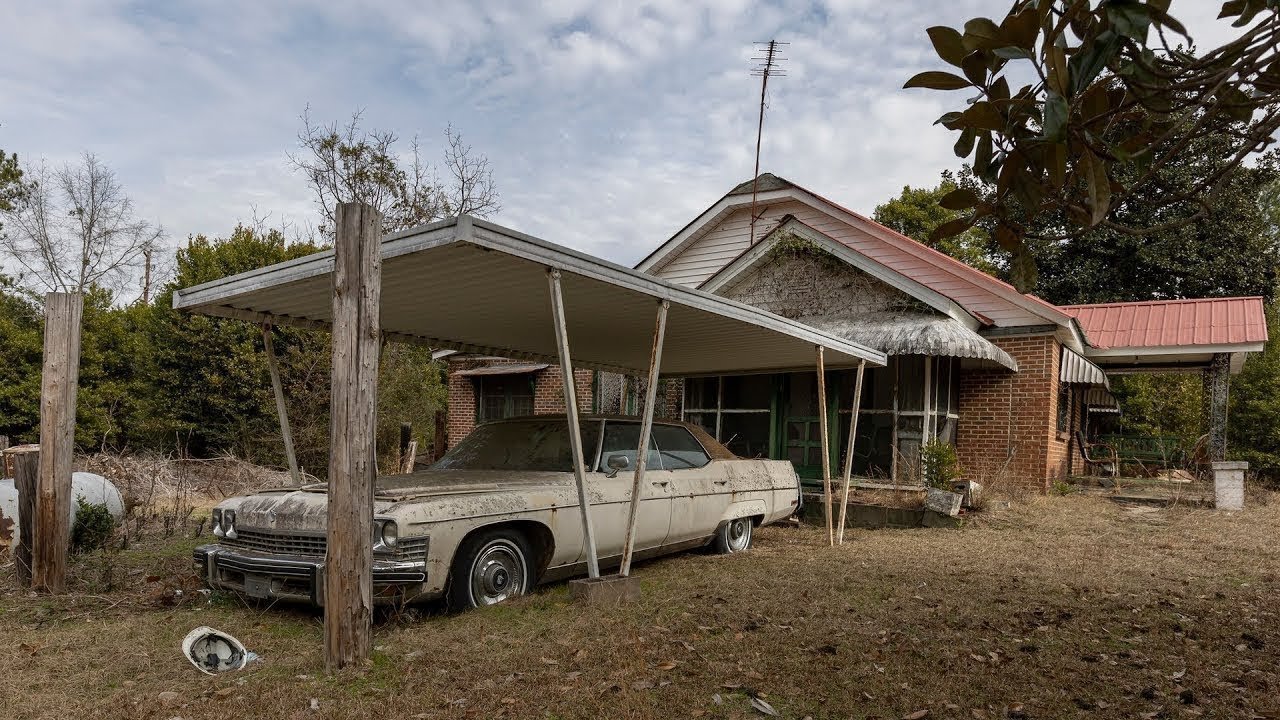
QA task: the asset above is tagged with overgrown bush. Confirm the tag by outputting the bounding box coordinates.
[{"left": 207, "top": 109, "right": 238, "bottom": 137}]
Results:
[
  {"left": 921, "top": 439, "right": 961, "bottom": 490},
  {"left": 71, "top": 497, "right": 116, "bottom": 553}
]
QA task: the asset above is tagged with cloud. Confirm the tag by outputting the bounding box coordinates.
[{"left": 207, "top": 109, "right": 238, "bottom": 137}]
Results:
[{"left": 0, "top": 0, "right": 1265, "bottom": 273}]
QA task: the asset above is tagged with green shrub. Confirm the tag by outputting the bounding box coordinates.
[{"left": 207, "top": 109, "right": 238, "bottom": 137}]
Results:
[
  {"left": 72, "top": 498, "right": 116, "bottom": 553},
  {"left": 921, "top": 439, "right": 962, "bottom": 490}
]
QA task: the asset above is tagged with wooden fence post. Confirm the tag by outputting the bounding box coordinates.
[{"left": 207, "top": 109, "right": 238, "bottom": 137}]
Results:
[
  {"left": 324, "top": 202, "right": 383, "bottom": 670},
  {"left": 12, "top": 448, "right": 40, "bottom": 587},
  {"left": 35, "top": 292, "right": 83, "bottom": 593}
]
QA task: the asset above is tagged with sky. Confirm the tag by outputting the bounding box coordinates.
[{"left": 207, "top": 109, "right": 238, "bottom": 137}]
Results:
[{"left": 0, "top": 1, "right": 1243, "bottom": 270}]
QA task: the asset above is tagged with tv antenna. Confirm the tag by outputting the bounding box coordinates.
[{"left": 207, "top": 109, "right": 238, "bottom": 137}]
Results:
[{"left": 749, "top": 39, "right": 787, "bottom": 244}]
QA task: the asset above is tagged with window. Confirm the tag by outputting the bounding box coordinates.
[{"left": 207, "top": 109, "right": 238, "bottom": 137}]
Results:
[
  {"left": 651, "top": 424, "right": 711, "bottom": 469},
  {"left": 475, "top": 374, "right": 535, "bottom": 422},
  {"left": 683, "top": 375, "right": 772, "bottom": 457},
  {"left": 433, "top": 419, "right": 600, "bottom": 472},
  {"left": 597, "top": 421, "right": 660, "bottom": 473}
]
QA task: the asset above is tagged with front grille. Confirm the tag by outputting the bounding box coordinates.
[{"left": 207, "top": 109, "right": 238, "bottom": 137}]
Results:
[{"left": 221, "top": 529, "right": 428, "bottom": 560}]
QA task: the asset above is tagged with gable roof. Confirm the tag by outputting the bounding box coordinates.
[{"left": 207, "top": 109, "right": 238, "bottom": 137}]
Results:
[
  {"left": 1061, "top": 297, "right": 1268, "bottom": 350},
  {"left": 638, "top": 173, "right": 1081, "bottom": 344}
]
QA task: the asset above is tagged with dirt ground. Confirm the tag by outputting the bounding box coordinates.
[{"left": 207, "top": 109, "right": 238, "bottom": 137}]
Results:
[{"left": 1, "top": 493, "right": 1278, "bottom": 720}]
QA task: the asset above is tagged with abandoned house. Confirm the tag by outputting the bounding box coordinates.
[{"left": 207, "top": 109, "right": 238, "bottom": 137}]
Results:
[{"left": 443, "top": 174, "right": 1268, "bottom": 491}]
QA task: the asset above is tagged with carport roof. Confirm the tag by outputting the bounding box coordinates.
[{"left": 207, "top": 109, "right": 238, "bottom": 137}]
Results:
[{"left": 172, "top": 215, "right": 886, "bottom": 377}]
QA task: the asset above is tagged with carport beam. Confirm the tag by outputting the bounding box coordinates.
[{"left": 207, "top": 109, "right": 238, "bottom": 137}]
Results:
[
  {"left": 619, "top": 300, "right": 669, "bottom": 578},
  {"left": 837, "top": 360, "right": 865, "bottom": 545},
  {"left": 547, "top": 269, "right": 601, "bottom": 579},
  {"left": 262, "top": 324, "right": 302, "bottom": 486},
  {"left": 816, "top": 346, "right": 834, "bottom": 546}
]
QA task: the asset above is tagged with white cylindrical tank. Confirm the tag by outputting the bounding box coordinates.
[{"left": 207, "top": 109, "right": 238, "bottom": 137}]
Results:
[{"left": 0, "top": 472, "right": 126, "bottom": 539}]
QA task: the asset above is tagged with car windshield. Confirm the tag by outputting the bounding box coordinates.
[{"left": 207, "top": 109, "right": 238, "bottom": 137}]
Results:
[{"left": 432, "top": 419, "right": 601, "bottom": 472}]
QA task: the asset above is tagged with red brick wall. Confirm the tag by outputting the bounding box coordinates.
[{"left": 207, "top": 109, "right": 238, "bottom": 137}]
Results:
[
  {"left": 445, "top": 358, "right": 594, "bottom": 449},
  {"left": 955, "top": 334, "right": 1070, "bottom": 492}
]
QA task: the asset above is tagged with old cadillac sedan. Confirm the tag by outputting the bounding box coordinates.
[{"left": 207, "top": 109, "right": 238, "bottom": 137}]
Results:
[{"left": 194, "top": 415, "right": 800, "bottom": 609}]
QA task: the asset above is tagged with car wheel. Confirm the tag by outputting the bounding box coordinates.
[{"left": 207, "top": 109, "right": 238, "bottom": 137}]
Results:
[
  {"left": 713, "top": 517, "right": 753, "bottom": 554},
  {"left": 448, "top": 528, "right": 533, "bottom": 610}
]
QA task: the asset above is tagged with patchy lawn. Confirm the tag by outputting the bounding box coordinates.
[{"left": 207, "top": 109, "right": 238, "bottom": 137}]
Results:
[{"left": 1, "top": 495, "right": 1278, "bottom": 720}]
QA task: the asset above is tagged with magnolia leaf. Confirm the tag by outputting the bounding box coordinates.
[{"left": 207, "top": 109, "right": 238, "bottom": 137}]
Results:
[
  {"left": 1105, "top": 1, "right": 1151, "bottom": 41},
  {"left": 1009, "top": 245, "right": 1039, "bottom": 293},
  {"left": 954, "top": 127, "right": 976, "bottom": 158},
  {"left": 1145, "top": 3, "right": 1188, "bottom": 37},
  {"left": 1042, "top": 91, "right": 1068, "bottom": 142},
  {"left": 1069, "top": 30, "right": 1122, "bottom": 95},
  {"left": 962, "top": 51, "right": 988, "bottom": 85},
  {"left": 993, "top": 224, "right": 1019, "bottom": 252},
  {"left": 930, "top": 215, "right": 976, "bottom": 242},
  {"left": 939, "top": 187, "right": 980, "bottom": 210},
  {"left": 962, "top": 17, "right": 1006, "bottom": 52},
  {"left": 904, "top": 71, "right": 971, "bottom": 90},
  {"left": 935, "top": 111, "right": 965, "bottom": 129},
  {"left": 1001, "top": 7, "right": 1041, "bottom": 49},
  {"left": 926, "top": 26, "right": 968, "bottom": 66},
  {"left": 1045, "top": 142, "right": 1067, "bottom": 188},
  {"left": 962, "top": 102, "right": 1004, "bottom": 131},
  {"left": 995, "top": 46, "right": 1033, "bottom": 60},
  {"left": 974, "top": 133, "right": 994, "bottom": 178},
  {"left": 1081, "top": 151, "right": 1111, "bottom": 226}
]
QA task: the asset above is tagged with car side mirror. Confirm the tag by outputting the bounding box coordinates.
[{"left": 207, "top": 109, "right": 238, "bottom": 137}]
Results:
[{"left": 605, "top": 454, "right": 630, "bottom": 478}]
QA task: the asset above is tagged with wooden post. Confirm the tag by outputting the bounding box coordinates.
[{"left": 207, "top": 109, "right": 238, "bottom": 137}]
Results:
[
  {"left": 34, "top": 292, "right": 82, "bottom": 593},
  {"left": 816, "top": 346, "right": 833, "bottom": 546},
  {"left": 399, "top": 423, "right": 412, "bottom": 470},
  {"left": 837, "top": 360, "right": 865, "bottom": 545},
  {"left": 262, "top": 324, "right": 302, "bottom": 486},
  {"left": 324, "top": 202, "right": 383, "bottom": 670},
  {"left": 619, "top": 300, "right": 669, "bottom": 577},
  {"left": 433, "top": 410, "right": 447, "bottom": 461},
  {"left": 548, "top": 269, "right": 601, "bottom": 579},
  {"left": 12, "top": 448, "right": 39, "bottom": 587}
]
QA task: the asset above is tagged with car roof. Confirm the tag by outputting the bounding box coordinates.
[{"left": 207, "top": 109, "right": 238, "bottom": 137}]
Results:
[{"left": 477, "top": 414, "right": 735, "bottom": 460}]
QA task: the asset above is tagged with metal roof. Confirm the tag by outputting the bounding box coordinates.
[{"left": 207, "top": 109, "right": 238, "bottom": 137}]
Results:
[
  {"left": 453, "top": 363, "right": 549, "bottom": 377},
  {"left": 1061, "top": 297, "right": 1268, "bottom": 349},
  {"left": 172, "top": 215, "right": 886, "bottom": 376},
  {"left": 1060, "top": 347, "right": 1110, "bottom": 389}
]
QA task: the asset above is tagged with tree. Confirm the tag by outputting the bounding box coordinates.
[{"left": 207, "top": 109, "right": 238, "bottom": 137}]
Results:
[
  {"left": 0, "top": 153, "right": 162, "bottom": 294},
  {"left": 0, "top": 149, "right": 25, "bottom": 221},
  {"left": 289, "top": 109, "right": 500, "bottom": 237},
  {"left": 873, "top": 171, "right": 999, "bottom": 274},
  {"left": 1229, "top": 294, "right": 1280, "bottom": 477},
  {"left": 904, "top": 1, "right": 1280, "bottom": 290}
]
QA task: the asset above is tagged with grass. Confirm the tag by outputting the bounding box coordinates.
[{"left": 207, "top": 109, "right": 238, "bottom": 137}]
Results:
[{"left": 1, "top": 494, "right": 1278, "bottom": 719}]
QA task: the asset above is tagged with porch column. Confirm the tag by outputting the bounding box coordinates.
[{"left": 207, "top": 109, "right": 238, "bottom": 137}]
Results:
[{"left": 1203, "top": 352, "right": 1230, "bottom": 462}]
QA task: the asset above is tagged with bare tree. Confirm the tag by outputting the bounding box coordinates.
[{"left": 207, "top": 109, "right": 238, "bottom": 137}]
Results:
[
  {"left": 288, "top": 108, "right": 500, "bottom": 237},
  {"left": 0, "top": 153, "right": 162, "bottom": 294}
]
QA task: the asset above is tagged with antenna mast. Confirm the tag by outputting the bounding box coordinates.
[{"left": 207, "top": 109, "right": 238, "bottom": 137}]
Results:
[{"left": 749, "top": 39, "right": 787, "bottom": 244}]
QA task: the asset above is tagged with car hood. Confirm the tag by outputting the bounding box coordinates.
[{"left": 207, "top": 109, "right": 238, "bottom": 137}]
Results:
[{"left": 372, "top": 469, "right": 573, "bottom": 502}]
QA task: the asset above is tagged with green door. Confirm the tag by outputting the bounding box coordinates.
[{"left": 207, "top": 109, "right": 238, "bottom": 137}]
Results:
[{"left": 778, "top": 372, "right": 836, "bottom": 485}]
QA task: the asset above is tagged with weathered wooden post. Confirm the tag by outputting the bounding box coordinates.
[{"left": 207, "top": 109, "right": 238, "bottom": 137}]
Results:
[
  {"left": 816, "top": 346, "right": 834, "bottom": 546},
  {"left": 35, "top": 292, "right": 83, "bottom": 593},
  {"left": 619, "top": 300, "right": 669, "bottom": 578},
  {"left": 11, "top": 447, "right": 40, "bottom": 587},
  {"left": 324, "top": 202, "right": 383, "bottom": 670},
  {"left": 836, "top": 360, "right": 865, "bottom": 545}
]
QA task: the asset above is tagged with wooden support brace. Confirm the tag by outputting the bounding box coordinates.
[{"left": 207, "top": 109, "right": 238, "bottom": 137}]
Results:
[
  {"left": 10, "top": 447, "right": 39, "bottom": 587},
  {"left": 619, "top": 300, "right": 669, "bottom": 577},
  {"left": 262, "top": 324, "right": 302, "bottom": 486},
  {"left": 548, "top": 269, "right": 600, "bottom": 579},
  {"left": 816, "top": 346, "right": 833, "bottom": 546},
  {"left": 324, "top": 202, "right": 383, "bottom": 671},
  {"left": 837, "top": 360, "right": 865, "bottom": 545},
  {"left": 35, "top": 292, "right": 82, "bottom": 593}
]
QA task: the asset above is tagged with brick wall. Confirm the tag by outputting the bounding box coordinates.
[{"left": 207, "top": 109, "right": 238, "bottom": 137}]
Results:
[
  {"left": 955, "top": 334, "right": 1071, "bottom": 492},
  {"left": 444, "top": 358, "right": 594, "bottom": 449}
]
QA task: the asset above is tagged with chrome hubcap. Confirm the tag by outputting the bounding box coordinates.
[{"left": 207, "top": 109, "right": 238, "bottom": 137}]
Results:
[
  {"left": 470, "top": 541, "right": 526, "bottom": 606},
  {"left": 727, "top": 519, "right": 751, "bottom": 551}
]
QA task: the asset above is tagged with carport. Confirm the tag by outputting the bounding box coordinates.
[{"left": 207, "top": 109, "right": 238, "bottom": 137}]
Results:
[{"left": 173, "top": 205, "right": 885, "bottom": 667}]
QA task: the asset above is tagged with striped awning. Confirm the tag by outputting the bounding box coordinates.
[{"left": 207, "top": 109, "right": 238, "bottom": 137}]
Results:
[
  {"left": 1084, "top": 387, "right": 1120, "bottom": 414},
  {"left": 1061, "top": 347, "right": 1110, "bottom": 389}
]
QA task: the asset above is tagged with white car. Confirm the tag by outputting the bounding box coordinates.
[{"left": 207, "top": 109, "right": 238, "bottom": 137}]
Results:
[{"left": 195, "top": 415, "right": 800, "bottom": 609}]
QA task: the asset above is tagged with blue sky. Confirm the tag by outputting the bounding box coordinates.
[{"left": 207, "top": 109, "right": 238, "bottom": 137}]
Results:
[{"left": 0, "top": 1, "right": 1236, "bottom": 268}]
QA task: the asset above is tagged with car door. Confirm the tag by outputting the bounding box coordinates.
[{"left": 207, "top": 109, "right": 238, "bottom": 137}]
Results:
[
  {"left": 584, "top": 420, "right": 672, "bottom": 561},
  {"left": 650, "top": 424, "right": 723, "bottom": 545}
]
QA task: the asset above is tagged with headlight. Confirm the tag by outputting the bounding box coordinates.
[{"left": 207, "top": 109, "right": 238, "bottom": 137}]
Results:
[
  {"left": 380, "top": 520, "right": 398, "bottom": 549},
  {"left": 212, "top": 509, "right": 224, "bottom": 538},
  {"left": 224, "top": 509, "right": 237, "bottom": 540}
]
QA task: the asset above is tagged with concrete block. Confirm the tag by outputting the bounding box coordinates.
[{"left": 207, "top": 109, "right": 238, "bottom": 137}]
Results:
[
  {"left": 925, "top": 488, "right": 963, "bottom": 517},
  {"left": 951, "top": 480, "right": 983, "bottom": 508},
  {"left": 1212, "top": 461, "right": 1247, "bottom": 511},
  {"left": 569, "top": 574, "right": 641, "bottom": 605}
]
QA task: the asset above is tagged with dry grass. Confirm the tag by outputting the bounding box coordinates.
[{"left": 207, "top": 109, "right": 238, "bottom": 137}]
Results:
[{"left": 2, "top": 494, "right": 1279, "bottom": 719}]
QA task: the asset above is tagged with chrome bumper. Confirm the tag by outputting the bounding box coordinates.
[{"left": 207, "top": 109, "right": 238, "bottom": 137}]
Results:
[{"left": 193, "top": 544, "right": 428, "bottom": 606}]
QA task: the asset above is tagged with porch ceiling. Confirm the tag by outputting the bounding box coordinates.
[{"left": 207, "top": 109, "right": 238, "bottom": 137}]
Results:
[{"left": 172, "top": 216, "right": 887, "bottom": 377}]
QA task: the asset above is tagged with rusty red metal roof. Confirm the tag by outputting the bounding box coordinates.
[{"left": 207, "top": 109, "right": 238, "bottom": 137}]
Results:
[{"left": 1059, "top": 297, "right": 1268, "bottom": 349}]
